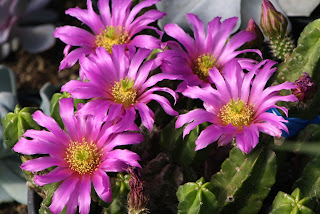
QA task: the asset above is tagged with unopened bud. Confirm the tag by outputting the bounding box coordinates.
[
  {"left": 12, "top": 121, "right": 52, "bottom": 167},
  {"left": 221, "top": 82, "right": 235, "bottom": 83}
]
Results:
[
  {"left": 260, "top": 0, "right": 288, "bottom": 39},
  {"left": 245, "top": 18, "right": 264, "bottom": 49},
  {"left": 292, "top": 73, "right": 316, "bottom": 102}
]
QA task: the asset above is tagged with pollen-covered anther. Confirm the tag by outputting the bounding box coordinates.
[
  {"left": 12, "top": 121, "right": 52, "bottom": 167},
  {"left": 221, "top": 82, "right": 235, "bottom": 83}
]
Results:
[
  {"left": 194, "top": 53, "right": 217, "bottom": 81},
  {"left": 65, "top": 140, "right": 101, "bottom": 175},
  {"left": 112, "top": 77, "right": 137, "bottom": 106},
  {"left": 218, "top": 98, "right": 254, "bottom": 128},
  {"left": 95, "top": 26, "right": 129, "bottom": 53}
]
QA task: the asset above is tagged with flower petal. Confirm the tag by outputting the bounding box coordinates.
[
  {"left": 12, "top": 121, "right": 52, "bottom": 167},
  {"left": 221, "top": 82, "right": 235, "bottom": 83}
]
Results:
[
  {"left": 49, "top": 176, "right": 79, "bottom": 214},
  {"left": 21, "top": 157, "right": 65, "bottom": 172},
  {"left": 97, "top": 0, "right": 111, "bottom": 26},
  {"left": 134, "top": 102, "right": 155, "bottom": 131},
  {"left": 53, "top": 26, "right": 95, "bottom": 47},
  {"left": 164, "top": 23, "right": 195, "bottom": 56},
  {"left": 99, "top": 159, "right": 129, "bottom": 172},
  {"left": 34, "top": 167, "right": 73, "bottom": 186},
  {"left": 140, "top": 93, "right": 178, "bottom": 116},
  {"left": 186, "top": 13, "right": 205, "bottom": 52},
  {"left": 59, "top": 98, "right": 79, "bottom": 141},
  {"left": 105, "top": 149, "right": 141, "bottom": 168},
  {"left": 32, "top": 110, "right": 70, "bottom": 144},
  {"left": 66, "top": 0, "right": 104, "bottom": 35},
  {"left": 59, "top": 47, "right": 93, "bottom": 70},
  {"left": 13, "top": 138, "right": 63, "bottom": 156},
  {"left": 103, "top": 132, "right": 144, "bottom": 152},
  {"left": 235, "top": 125, "right": 259, "bottom": 154},
  {"left": 195, "top": 125, "right": 223, "bottom": 151},
  {"left": 78, "top": 174, "right": 91, "bottom": 214},
  {"left": 92, "top": 169, "right": 112, "bottom": 202}
]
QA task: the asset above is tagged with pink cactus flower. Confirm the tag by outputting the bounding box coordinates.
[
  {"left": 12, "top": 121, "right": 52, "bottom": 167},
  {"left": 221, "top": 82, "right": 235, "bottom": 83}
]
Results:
[
  {"left": 54, "top": 0, "right": 165, "bottom": 70},
  {"left": 62, "top": 45, "right": 178, "bottom": 131},
  {"left": 176, "top": 59, "right": 298, "bottom": 153},
  {"left": 159, "top": 13, "right": 261, "bottom": 92},
  {"left": 13, "top": 98, "right": 143, "bottom": 214}
]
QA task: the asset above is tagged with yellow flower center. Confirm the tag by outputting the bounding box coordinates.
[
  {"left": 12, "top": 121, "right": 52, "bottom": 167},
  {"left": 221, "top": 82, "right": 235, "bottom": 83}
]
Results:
[
  {"left": 111, "top": 77, "right": 137, "bottom": 106},
  {"left": 218, "top": 98, "right": 254, "bottom": 128},
  {"left": 194, "top": 54, "right": 217, "bottom": 81},
  {"left": 95, "top": 26, "right": 129, "bottom": 53},
  {"left": 65, "top": 140, "right": 101, "bottom": 175}
]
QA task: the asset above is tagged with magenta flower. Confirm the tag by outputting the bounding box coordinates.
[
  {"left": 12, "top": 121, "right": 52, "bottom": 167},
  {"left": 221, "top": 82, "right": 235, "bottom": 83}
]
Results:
[
  {"left": 62, "top": 45, "right": 178, "bottom": 131},
  {"left": 176, "top": 60, "right": 298, "bottom": 154},
  {"left": 54, "top": 0, "right": 165, "bottom": 70},
  {"left": 159, "top": 13, "right": 261, "bottom": 92},
  {"left": 13, "top": 98, "right": 143, "bottom": 214}
]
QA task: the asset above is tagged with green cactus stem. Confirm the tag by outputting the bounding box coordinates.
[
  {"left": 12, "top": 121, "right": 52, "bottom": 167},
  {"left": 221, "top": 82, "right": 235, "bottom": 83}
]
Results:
[
  {"left": 176, "top": 177, "right": 218, "bottom": 214},
  {"left": 1, "top": 105, "right": 40, "bottom": 149},
  {"left": 105, "top": 173, "right": 131, "bottom": 214},
  {"left": 276, "top": 19, "right": 320, "bottom": 119},
  {"left": 269, "top": 35, "right": 295, "bottom": 61},
  {"left": 270, "top": 188, "right": 314, "bottom": 214},
  {"left": 210, "top": 146, "right": 277, "bottom": 214}
]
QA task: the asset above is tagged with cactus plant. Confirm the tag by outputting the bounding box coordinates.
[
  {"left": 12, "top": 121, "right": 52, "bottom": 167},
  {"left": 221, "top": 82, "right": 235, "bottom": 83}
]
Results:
[
  {"left": 270, "top": 188, "right": 314, "bottom": 214},
  {"left": 105, "top": 173, "right": 131, "bottom": 214},
  {"left": 210, "top": 146, "right": 277, "bottom": 213},
  {"left": 276, "top": 19, "right": 320, "bottom": 119},
  {"left": 176, "top": 177, "right": 218, "bottom": 214}
]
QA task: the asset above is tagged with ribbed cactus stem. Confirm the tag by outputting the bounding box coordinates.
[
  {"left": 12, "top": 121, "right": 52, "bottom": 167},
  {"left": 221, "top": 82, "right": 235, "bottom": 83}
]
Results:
[{"left": 269, "top": 35, "right": 295, "bottom": 61}]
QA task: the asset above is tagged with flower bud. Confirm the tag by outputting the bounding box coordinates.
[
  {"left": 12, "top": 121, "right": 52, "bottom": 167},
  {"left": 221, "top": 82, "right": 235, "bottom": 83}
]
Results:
[
  {"left": 260, "top": 0, "right": 288, "bottom": 39},
  {"left": 245, "top": 18, "right": 264, "bottom": 49},
  {"left": 127, "top": 167, "right": 148, "bottom": 214},
  {"left": 292, "top": 73, "right": 316, "bottom": 102}
]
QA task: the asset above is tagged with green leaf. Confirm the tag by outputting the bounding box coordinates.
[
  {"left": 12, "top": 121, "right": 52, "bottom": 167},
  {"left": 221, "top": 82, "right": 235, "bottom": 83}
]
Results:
[
  {"left": 270, "top": 188, "right": 314, "bottom": 214},
  {"left": 177, "top": 177, "right": 218, "bottom": 214},
  {"left": 210, "top": 146, "right": 277, "bottom": 214},
  {"left": 2, "top": 105, "right": 40, "bottom": 149}
]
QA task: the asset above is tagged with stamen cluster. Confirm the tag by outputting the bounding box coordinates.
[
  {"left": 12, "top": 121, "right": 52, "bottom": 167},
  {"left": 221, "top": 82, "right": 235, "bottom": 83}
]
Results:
[
  {"left": 111, "top": 77, "right": 137, "bottom": 106},
  {"left": 95, "top": 26, "right": 129, "bottom": 53},
  {"left": 218, "top": 98, "right": 254, "bottom": 128},
  {"left": 65, "top": 140, "right": 101, "bottom": 175},
  {"left": 194, "top": 54, "right": 217, "bottom": 81}
]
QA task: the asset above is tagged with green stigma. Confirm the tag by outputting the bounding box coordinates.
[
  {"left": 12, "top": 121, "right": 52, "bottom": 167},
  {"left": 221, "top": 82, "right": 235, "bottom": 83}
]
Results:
[
  {"left": 76, "top": 150, "right": 89, "bottom": 162},
  {"left": 120, "top": 77, "right": 135, "bottom": 92},
  {"left": 194, "top": 53, "right": 217, "bottom": 81},
  {"left": 112, "top": 77, "right": 137, "bottom": 106},
  {"left": 95, "top": 26, "right": 129, "bottom": 53},
  {"left": 202, "top": 54, "right": 216, "bottom": 68},
  {"left": 228, "top": 98, "right": 244, "bottom": 113},
  {"left": 105, "top": 26, "right": 116, "bottom": 38}
]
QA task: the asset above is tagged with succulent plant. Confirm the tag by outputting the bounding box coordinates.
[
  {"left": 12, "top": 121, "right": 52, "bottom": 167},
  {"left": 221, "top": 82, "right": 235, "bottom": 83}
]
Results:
[{"left": 0, "top": 0, "right": 57, "bottom": 60}]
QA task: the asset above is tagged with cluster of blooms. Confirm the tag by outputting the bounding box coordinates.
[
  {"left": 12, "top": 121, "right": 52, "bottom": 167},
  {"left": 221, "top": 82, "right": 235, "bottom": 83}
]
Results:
[{"left": 12, "top": 0, "right": 298, "bottom": 213}]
